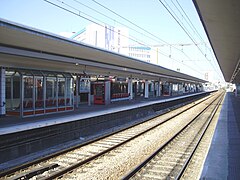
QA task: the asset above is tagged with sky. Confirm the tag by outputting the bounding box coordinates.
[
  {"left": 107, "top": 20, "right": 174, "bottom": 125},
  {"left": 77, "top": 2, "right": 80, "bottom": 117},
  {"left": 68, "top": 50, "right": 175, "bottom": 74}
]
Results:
[{"left": 0, "top": 0, "right": 225, "bottom": 82}]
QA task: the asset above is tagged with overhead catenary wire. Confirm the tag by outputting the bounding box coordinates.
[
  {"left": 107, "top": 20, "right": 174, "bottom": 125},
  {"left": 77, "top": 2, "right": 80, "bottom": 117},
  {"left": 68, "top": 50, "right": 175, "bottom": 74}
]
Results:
[
  {"left": 158, "top": 0, "right": 224, "bottom": 81},
  {"left": 91, "top": 0, "right": 218, "bottom": 76},
  {"left": 43, "top": 0, "right": 179, "bottom": 61},
  {"left": 174, "top": 0, "right": 224, "bottom": 81},
  {"left": 91, "top": 0, "right": 223, "bottom": 80},
  {"left": 90, "top": 0, "right": 194, "bottom": 59},
  {"left": 45, "top": 0, "right": 164, "bottom": 56},
  {"left": 164, "top": 0, "right": 223, "bottom": 76},
  {"left": 174, "top": 0, "right": 217, "bottom": 60},
  {"left": 88, "top": 0, "right": 207, "bottom": 73},
  {"left": 71, "top": 0, "right": 160, "bottom": 46},
  {"left": 175, "top": 0, "right": 221, "bottom": 76},
  {"left": 169, "top": 0, "right": 203, "bottom": 47},
  {"left": 159, "top": 0, "right": 202, "bottom": 50},
  {"left": 43, "top": 0, "right": 205, "bottom": 76},
  {"left": 45, "top": 0, "right": 144, "bottom": 47},
  {"left": 173, "top": 0, "right": 219, "bottom": 64},
  {"left": 73, "top": 0, "right": 201, "bottom": 66},
  {"left": 174, "top": 0, "right": 205, "bottom": 43},
  {"left": 161, "top": 0, "right": 201, "bottom": 66}
]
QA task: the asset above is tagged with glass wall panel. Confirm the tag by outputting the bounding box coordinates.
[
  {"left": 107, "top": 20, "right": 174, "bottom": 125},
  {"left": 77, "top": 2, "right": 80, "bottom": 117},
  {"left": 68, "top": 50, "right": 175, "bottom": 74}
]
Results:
[
  {"left": 66, "top": 77, "right": 73, "bottom": 106},
  {"left": 35, "top": 77, "right": 44, "bottom": 109},
  {"left": 5, "top": 76, "right": 11, "bottom": 108},
  {"left": 23, "top": 75, "right": 34, "bottom": 110},
  {"left": 6, "top": 69, "right": 74, "bottom": 116},
  {"left": 58, "top": 77, "right": 65, "bottom": 107},
  {"left": 5, "top": 71, "right": 20, "bottom": 111},
  {"left": 46, "top": 76, "right": 57, "bottom": 108},
  {"left": 111, "top": 82, "right": 128, "bottom": 94},
  {"left": 136, "top": 81, "right": 144, "bottom": 96}
]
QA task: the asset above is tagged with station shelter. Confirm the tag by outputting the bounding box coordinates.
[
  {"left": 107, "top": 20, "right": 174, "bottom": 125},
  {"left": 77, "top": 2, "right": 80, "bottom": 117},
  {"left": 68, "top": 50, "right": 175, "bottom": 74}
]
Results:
[
  {"left": 5, "top": 68, "right": 74, "bottom": 117},
  {"left": 0, "top": 67, "right": 205, "bottom": 118}
]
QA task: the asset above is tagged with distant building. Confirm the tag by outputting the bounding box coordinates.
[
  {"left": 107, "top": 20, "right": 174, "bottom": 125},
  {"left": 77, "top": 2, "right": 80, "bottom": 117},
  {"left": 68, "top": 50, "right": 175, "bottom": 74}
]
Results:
[
  {"left": 128, "top": 46, "right": 151, "bottom": 63},
  {"left": 72, "top": 24, "right": 129, "bottom": 56},
  {"left": 71, "top": 24, "right": 157, "bottom": 64}
]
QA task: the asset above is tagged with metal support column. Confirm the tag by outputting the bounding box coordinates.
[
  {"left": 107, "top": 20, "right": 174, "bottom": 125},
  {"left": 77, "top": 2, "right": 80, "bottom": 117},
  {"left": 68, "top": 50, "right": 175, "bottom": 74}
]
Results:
[
  {"left": 0, "top": 67, "right": 6, "bottom": 116},
  {"left": 20, "top": 74, "right": 23, "bottom": 118},
  {"left": 76, "top": 75, "right": 79, "bottom": 108},
  {"left": 128, "top": 78, "right": 133, "bottom": 100},
  {"left": 144, "top": 80, "right": 149, "bottom": 98},
  {"left": 158, "top": 81, "right": 161, "bottom": 97},
  {"left": 88, "top": 78, "right": 91, "bottom": 106}
]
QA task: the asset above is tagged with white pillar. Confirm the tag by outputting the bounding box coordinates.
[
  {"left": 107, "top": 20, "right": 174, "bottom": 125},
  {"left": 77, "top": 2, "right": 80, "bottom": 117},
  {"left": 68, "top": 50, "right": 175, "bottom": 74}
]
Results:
[
  {"left": 75, "top": 76, "right": 79, "bottom": 108},
  {"left": 144, "top": 80, "right": 149, "bottom": 98},
  {"left": 158, "top": 81, "right": 161, "bottom": 96},
  {"left": 128, "top": 78, "right": 133, "bottom": 100},
  {"left": 105, "top": 81, "right": 111, "bottom": 105},
  {"left": 88, "top": 79, "right": 91, "bottom": 106},
  {"left": 155, "top": 82, "right": 158, "bottom": 97},
  {"left": 0, "top": 67, "right": 6, "bottom": 116},
  {"left": 154, "top": 82, "right": 157, "bottom": 97},
  {"left": 155, "top": 82, "right": 159, "bottom": 97}
]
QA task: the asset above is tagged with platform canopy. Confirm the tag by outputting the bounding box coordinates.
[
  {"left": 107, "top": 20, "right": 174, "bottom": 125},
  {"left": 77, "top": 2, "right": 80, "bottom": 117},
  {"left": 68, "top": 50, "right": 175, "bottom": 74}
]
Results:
[
  {"left": 193, "top": 0, "right": 240, "bottom": 83},
  {"left": 0, "top": 18, "right": 206, "bottom": 83}
]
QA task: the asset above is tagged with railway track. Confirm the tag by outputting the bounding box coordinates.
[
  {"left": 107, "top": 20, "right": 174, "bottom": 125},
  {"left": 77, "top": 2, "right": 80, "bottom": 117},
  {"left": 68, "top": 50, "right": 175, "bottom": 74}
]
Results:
[
  {"left": 0, "top": 91, "right": 221, "bottom": 179},
  {"left": 123, "top": 91, "right": 224, "bottom": 179}
]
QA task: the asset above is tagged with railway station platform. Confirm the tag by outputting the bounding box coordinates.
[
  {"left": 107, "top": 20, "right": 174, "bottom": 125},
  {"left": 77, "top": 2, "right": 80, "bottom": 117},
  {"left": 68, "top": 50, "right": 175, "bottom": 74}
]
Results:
[
  {"left": 0, "top": 92, "right": 206, "bottom": 135},
  {"left": 201, "top": 92, "right": 240, "bottom": 179}
]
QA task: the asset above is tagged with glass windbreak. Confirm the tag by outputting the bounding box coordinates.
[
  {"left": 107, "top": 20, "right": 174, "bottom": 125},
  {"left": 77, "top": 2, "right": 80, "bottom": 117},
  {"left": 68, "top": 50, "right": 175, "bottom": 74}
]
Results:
[
  {"left": 23, "top": 75, "right": 34, "bottom": 110},
  {"left": 35, "top": 77, "right": 44, "bottom": 109},
  {"left": 136, "top": 82, "right": 144, "bottom": 95},
  {"left": 111, "top": 82, "right": 128, "bottom": 94},
  {"left": 46, "top": 76, "right": 57, "bottom": 108},
  {"left": 58, "top": 77, "right": 65, "bottom": 107},
  {"left": 149, "top": 82, "right": 154, "bottom": 92},
  {"left": 5, "top": 72, "right": 20, "bottom": 111},
  {"left": 66, "top": 78, "right": 73, "bottom": 106},
  {"left": 5, "top": 69, "right": 74, "bottom": 116}
]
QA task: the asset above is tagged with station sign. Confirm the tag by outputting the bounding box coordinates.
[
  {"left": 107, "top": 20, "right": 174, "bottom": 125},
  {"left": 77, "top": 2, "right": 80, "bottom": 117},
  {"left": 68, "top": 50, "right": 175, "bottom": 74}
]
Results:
[{"left": 79, "top": 77, "right": 90, "bottom": 93}]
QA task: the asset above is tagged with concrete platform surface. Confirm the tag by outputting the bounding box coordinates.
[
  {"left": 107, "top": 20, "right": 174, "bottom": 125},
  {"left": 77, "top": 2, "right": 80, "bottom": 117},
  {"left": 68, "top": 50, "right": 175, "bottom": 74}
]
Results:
[
  {"left": 201, "top": 92, "right": 240, "bottom": 179},
  {"left": 0, "top": 92, "right": 206, "bottom": 135}
]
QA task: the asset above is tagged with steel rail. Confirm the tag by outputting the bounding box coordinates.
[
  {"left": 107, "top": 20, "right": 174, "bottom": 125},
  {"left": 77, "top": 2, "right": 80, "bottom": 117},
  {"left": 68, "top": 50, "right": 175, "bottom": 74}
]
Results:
[
  {"left": 122, "top": 92, "right": 224, "bottom": 179},
  {"left": 175, "top": 92, "right": 225, "bottom": 179}
]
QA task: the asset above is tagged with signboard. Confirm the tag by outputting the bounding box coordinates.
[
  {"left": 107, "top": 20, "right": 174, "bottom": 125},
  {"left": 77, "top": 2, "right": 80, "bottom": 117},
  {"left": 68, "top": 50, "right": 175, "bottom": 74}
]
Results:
[{"left": 79, "top": 78, "right": 90, "bottom": 93}]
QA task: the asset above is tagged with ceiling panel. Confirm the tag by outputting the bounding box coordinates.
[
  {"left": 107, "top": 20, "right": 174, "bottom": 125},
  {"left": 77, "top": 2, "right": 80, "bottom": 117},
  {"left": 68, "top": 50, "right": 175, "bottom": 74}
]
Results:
[{"left": 193, "top": 0, "right": 240, "bottom": 83}]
